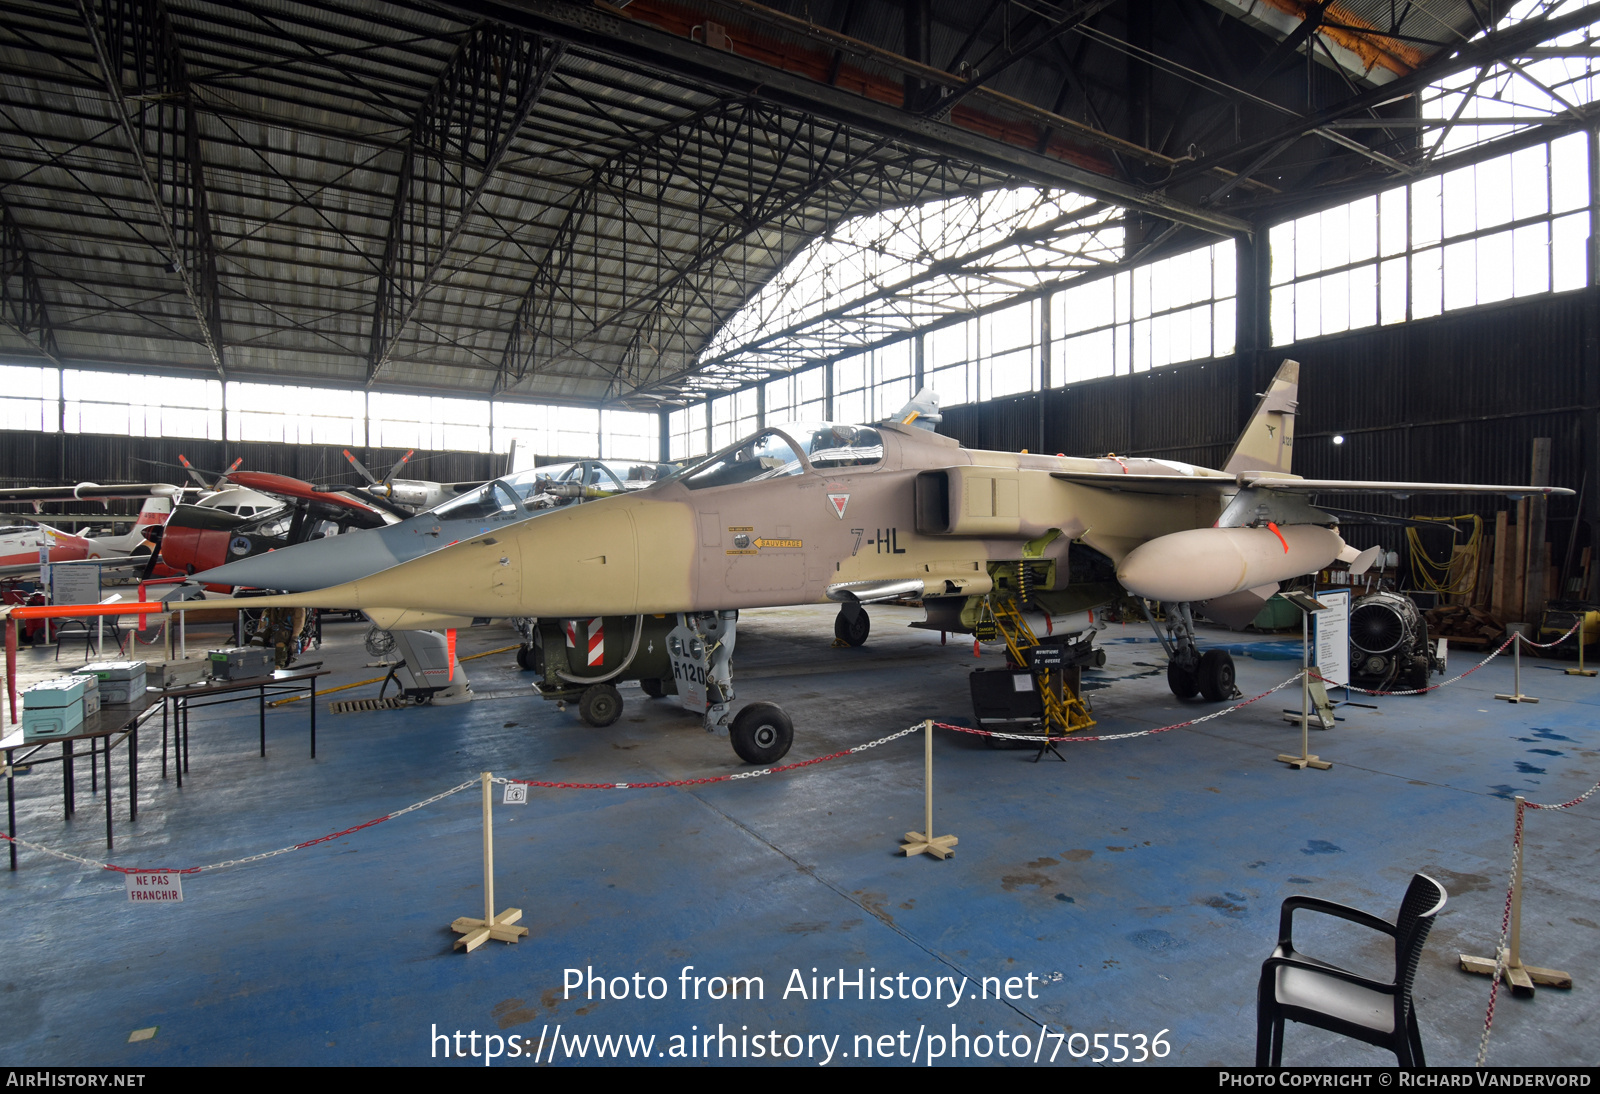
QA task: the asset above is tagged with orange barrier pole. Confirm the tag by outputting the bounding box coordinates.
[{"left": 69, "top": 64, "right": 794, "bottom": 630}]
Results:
[
  {"left": 6, "top": 617, "right": 17, "bottom": 726},
  {"left": 9, "top": 602, "right": 166, "bottom": 627}
]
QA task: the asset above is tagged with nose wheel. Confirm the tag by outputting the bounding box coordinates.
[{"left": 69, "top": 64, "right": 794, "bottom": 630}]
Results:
[{"left": 730, "top": 702, "right": 793, "bottom": 764}]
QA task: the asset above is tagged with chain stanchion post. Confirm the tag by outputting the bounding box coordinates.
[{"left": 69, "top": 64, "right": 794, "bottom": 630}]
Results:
[
  {"left": 1496, "top": 628, "right": 1540, "bottom": 703},
  {"left": 900, "top": 720, "right": 957, "bottom": 860},
  {"left": 451, "top": 771, "right": 528, "bottom": 953},
  {"left": 1460, "top": 795, "right": 1573, "bottom": 995},
  {"left": 1565, "top": 613, "right": 1596, "bottom": 677},
  {"left": 1277, "top": 595, "right": 1331, "bottom": 770}
]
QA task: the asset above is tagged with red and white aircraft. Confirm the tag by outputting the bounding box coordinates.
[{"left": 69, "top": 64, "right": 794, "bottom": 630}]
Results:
[{"left": 0, "top": 484, "right": 182, "bottom": 578}]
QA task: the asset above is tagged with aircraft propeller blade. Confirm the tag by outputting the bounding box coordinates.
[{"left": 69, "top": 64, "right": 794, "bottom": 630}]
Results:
[{"left": 342, "top": 449, "right": 378, "bottom": 485}]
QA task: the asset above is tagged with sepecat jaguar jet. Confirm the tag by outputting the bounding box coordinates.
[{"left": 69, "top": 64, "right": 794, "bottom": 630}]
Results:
[{"left": 194, "top": 361, "right": 1571, "bottom": 748}]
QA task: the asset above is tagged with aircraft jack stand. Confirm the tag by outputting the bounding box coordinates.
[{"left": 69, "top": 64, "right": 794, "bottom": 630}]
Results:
[
  {"left": 1459, "top": 796, "right": 1573, "bottom": 996},
  {"left": 451, "top": 772, "right": 528, "bottom": 953},
  {"left": 1031, "top": 733, "right": 1068, "bottom": 764},
  {"left": 901, "top": 720, "right": 958, "bottom": 860}
]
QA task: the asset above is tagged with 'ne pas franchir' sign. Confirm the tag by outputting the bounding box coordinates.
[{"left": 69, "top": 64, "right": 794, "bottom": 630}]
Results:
[{"left": 125, "top": 870, "right": 184, "bottom": 903}]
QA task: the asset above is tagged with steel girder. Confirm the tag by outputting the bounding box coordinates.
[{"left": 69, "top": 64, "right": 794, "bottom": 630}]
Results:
[
  {"left": 0, "top": 198, "right": 60, "bottom": 364},
  {"left": 676, "top": 193, "right": 1126, "bottom": 389},
  {"left": 438, "top": 0, "right": 1252, "bottom": 237},
  {"left": 366, "top": 24, "right": 564, "bottom": 385},
  {"left": 495, "top": 95, "right": 1009, "bottom": 404},
  {"left": 74, "top": 0, "right": 224, "bottom": 377}
]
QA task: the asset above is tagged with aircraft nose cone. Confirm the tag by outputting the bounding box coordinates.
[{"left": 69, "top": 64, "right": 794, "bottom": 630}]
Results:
[{"left": 193, "top": 531, "right": 399, "bottom": 591}]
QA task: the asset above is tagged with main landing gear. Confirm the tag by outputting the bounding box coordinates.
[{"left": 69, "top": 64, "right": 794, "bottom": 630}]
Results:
[
  {"left": 834, "top": 602, "right": 870, "bottom": 646},
  {"left": 1148, "top": 601, "right": 1238, "bottom": 702}
]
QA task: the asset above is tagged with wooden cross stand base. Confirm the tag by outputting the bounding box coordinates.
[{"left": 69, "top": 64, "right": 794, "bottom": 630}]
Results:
[
  {"left": 452, "top": 772, "right": 529, "bottom": 953},
  {"left": 1459, "top": 796, "right": 1573, "bottom": 996},
  {"left": 901, "top": 720, "right": 958, "bottom": 860}
]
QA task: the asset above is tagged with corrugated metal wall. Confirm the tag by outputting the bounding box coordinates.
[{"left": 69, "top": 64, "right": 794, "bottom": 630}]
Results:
[
  {"left": 0, "top": 434, "right": 505, "bottom": 499},
  {"left": 942, "top": 290, "right": 1597, "bottom": 571}
]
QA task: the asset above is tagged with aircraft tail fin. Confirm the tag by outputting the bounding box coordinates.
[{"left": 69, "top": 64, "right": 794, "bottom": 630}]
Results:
[
  {"left": 884, "top": 387, "right": 942, "bottom": 431},
  {"left": 134, "top": 496, "right": 173, "bottom": 526},
  {"left": 1223, "top": 359, "right": 1299, "bottom": 476}
]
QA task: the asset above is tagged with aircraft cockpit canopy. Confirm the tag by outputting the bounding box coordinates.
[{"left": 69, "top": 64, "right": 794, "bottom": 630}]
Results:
[
  {"left": 674, "top": 422, "right": 884, "bottom": 490},
  {"left": 788, "top": 422, "right": 884, "bottom": 469},
  {"left": 431, "top": 480, "right": 524, "bottom": 521}
]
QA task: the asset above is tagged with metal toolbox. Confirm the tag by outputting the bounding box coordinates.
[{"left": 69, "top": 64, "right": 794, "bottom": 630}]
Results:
[
  {"left": 21, "top": 676, "right": 91, "bottom": 708},
  {"left": 207, "top": 646, "right": 276, "bottom": 681},
  {"left": 80, "top": 676, "right": 101, "bottom": 719},
  {"left": 21, "top": 678, "right": 89, "bottom": 740},
  {"left": 150, "top": 658, "right": 210, "bottom": 689},
  {"left": 74, "top": 661, "right": 149, "bottom": 704},
  {"left": 967, "top": 667, "right": 1044, "bottom": 728}
]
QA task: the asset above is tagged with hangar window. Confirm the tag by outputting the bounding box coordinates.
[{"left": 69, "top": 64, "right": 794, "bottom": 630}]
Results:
[
  {"left": 0, "top": 365, "right": 55, "bottom": 431},
  {"left": 226, "top": 383, "right": 363, "bottom": 445},
  {"left": 1422, "top": 0, "right": 1600, "bottom": 158},
  {"left": 493, "top": 401, "right": 599, "bottom": 460},
  {"left": 668, "top": 403, "right": 707, "bottom": 462},
  {"left": 703, "top": 186, "right": 1122, "bottom": 386},
  {"left": 763, "top": 366, "right": 825, "bottom": 426},
  {"left": 1270, "top": 133, "right": 1590, "bottom": 344},
  {"left": 709, "top": 389, "right": 757, "bottom": 452},
  {"left": 599, "top": 410, "right": 658, "bottom": 461},
  {"left": 64, "top": 370, "right": 221, "bottom": 439},
  {"left": 369, "top": 392, "right": 490, "bottom": 453},
  {"left": 1050, "top": 240, "right": 1236, "bottom": 383},
  {"left": 832, "top": 340, "right": 914, "bottom": 423}
]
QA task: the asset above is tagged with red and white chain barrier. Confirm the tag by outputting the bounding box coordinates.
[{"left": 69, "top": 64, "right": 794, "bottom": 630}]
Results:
[
  {"left": 0, "top": 777, "right": 481, "bottom": 876},
  {"left": 495, "top": 723, "right": 922, "bottom": 792},
  {"left": 0, "top": 724, "right": 931, "bottom": 876},
  {"left": 938, "top": 671, "right": 1309, "bottom": 743},
  {"left": 1476, "top": 777, "right": 1600, "bottom": 1067}
]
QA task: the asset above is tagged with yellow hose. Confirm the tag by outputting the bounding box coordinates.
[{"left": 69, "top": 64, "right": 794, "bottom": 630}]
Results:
[
  {"left": 1406, "top": 514, "right": 1483, "bottom": 597},
  {"left": 268, "top": 643, "right": 523, "bottom": 706}
]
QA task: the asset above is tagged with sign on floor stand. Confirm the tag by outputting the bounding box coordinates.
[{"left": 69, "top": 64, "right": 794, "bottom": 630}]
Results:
[
  {"left": 1277, "top": 590, "right": 1333, "bottom": 771},
  {"left": 1459, "top": 795, "right": 1573, "bottom": 995},
  {"left": 901, "top": 720, "right": 957, "bottom": 859},
  {"left": 451, "top": 772, "right": 529, "bottom": 952}
]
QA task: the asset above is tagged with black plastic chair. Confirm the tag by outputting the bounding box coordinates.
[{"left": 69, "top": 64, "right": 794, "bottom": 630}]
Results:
[{"left": 1256, "top": 873, "right": 1448, "bottom": 1066}]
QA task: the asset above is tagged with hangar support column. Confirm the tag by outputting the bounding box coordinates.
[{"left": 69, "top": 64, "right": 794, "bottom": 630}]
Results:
[{"left": 1233, "top": 227, "right": 1273, "bottom": 436}]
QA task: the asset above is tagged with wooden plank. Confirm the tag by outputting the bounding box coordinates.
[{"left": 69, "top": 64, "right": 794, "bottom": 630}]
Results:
[
  {"left": 1513, "top": 499, "right": 1529, "bottom": 624},
  {"left": 1492, "top": 512, "right": 1510, "bottom": 620},
  {"left": 1525, "top": 438, "right": 1552, "bottom": 623}
]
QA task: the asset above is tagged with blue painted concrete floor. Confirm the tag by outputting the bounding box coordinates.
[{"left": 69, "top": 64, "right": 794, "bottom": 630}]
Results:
[{"left": 2, "top": 606, "right": 1595, "bottom": 1067}]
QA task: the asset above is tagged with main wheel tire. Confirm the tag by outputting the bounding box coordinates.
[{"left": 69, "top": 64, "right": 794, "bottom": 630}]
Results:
[
  {"left": 578, "top": 683, "right": 623, "bottom": 727},
  {"left": 730, "top": 701, "right": 794, "bottom": 764},
  {"left": 1167, "top": 660, "right": 1200, "bottom": 699},
  {"left": 640, "top": 677, "right": 665, "bottom": 698},
  {"left": 515, "top": 645, "right": 535, "bottom": 671},
  {"left": 834, "top": 607, "right": 870, "bottom": 647},
  {"left": 1197, "top": 649, "right": 1236, "bottom": 702}
]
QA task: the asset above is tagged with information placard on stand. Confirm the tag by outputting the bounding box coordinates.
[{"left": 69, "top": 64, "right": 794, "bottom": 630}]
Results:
[{"left": 1311, "top": 588, "right": 1350, "bottom": 690}]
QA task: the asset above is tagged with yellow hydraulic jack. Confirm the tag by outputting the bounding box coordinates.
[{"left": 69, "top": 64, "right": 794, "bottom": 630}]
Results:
[{"left": 986, "top": 595, "right": 1096, "bottom": 761}]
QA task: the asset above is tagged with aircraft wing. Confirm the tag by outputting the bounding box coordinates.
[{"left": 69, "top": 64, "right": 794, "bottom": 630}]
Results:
[
  {"left": 0, "top": 554, "right": 152, "bottom": 580},
  {"left": 1054, "top": 471, "right": 1573, "bottom": 499},
  {"left": 0, "top": 483, "right": 183, "bottom": 505},
  {"left": 1237, "top": 474, "right": 1573, "bottom": 497},
  {"left": 1050, "top": 472, "right": 1236, "bottom": 496}
]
